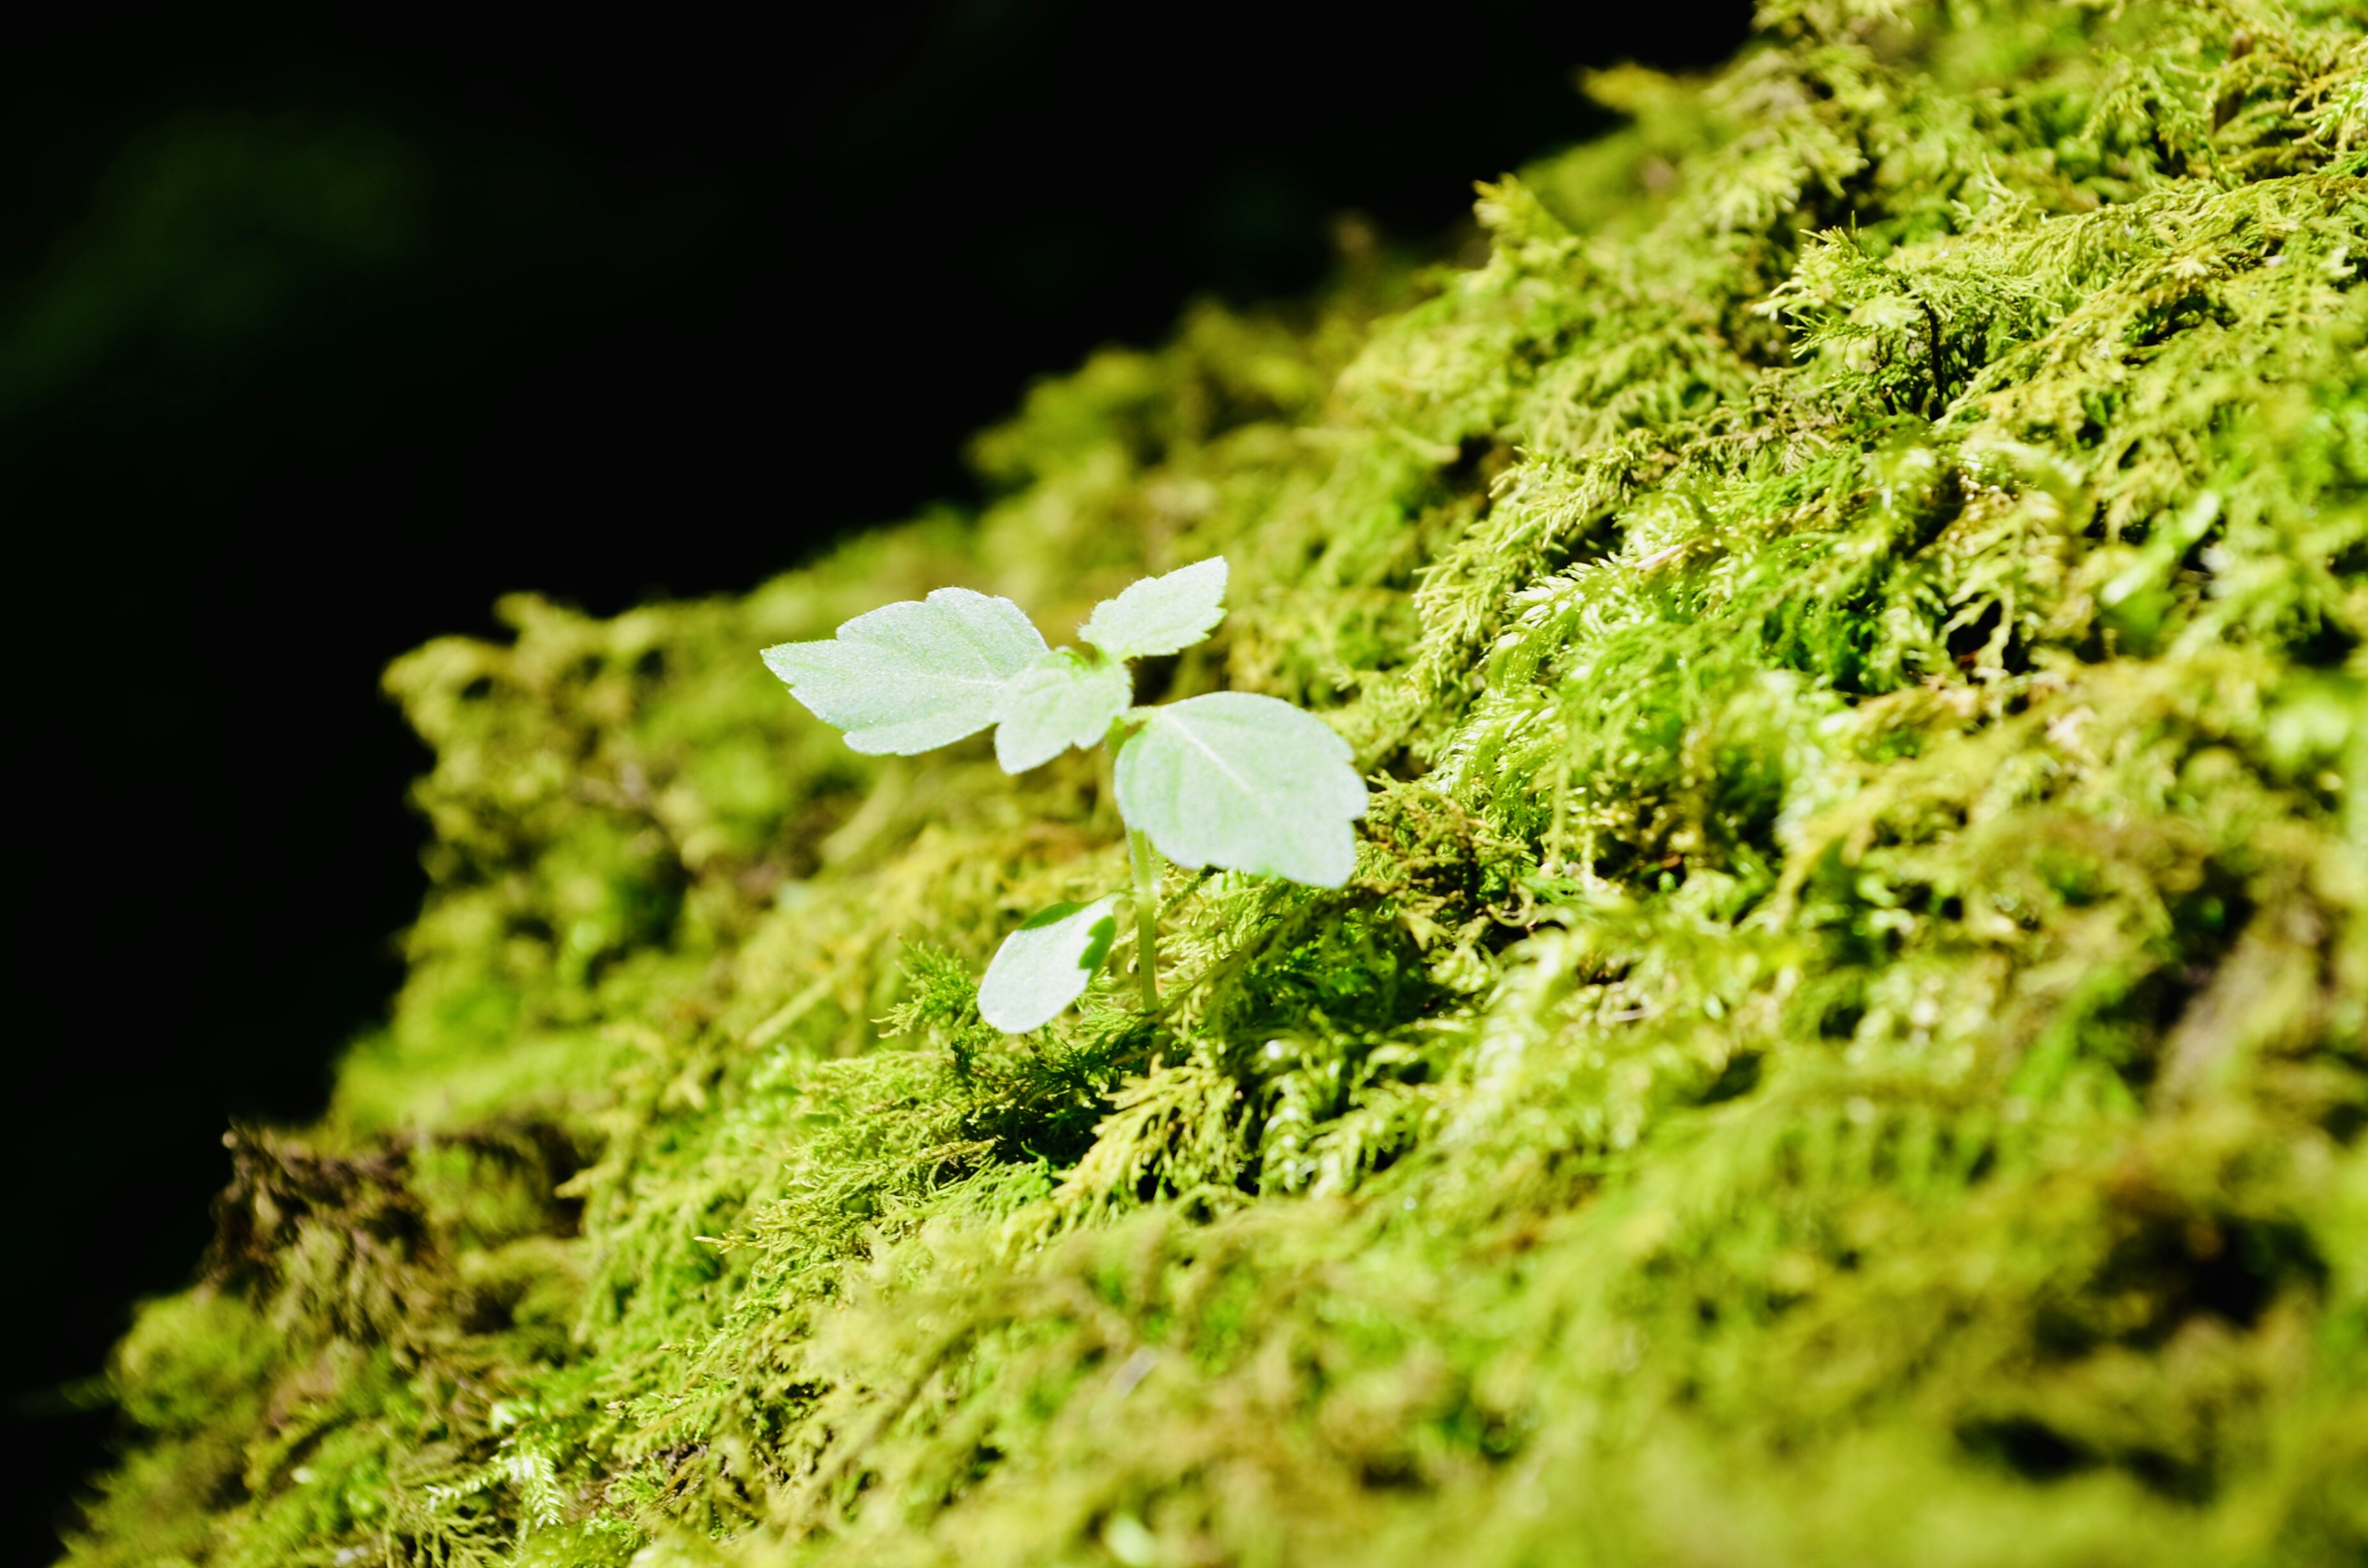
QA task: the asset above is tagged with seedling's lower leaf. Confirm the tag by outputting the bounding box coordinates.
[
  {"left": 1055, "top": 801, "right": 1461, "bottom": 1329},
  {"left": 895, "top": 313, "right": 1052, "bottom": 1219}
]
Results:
[
  {"left": 760, "top": 588, "right": 1047, "bottom": 754},
  {"left": 1114, "top": 692, "right": 1366, "bottom": 887},
  {"left": 977, "top": 895, "right": 1120, "bottom": 1033},
  {"left": 1079, "top": 557, "right": 1228, "bottom": 660},
  {"left": 993, "top": 650, "right": 1132, "bottom": 773}
]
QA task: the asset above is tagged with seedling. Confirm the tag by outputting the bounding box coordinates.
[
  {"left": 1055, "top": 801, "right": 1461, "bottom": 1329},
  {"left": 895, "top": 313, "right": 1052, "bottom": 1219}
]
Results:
[{"left": 762, "top": 559, "right": 1367, "bottom": 1032}]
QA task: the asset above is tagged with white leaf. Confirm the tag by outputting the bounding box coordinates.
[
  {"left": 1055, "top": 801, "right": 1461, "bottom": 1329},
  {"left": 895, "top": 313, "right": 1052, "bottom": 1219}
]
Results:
[
  {"left": 1114, "top": 692, "right": 1366, "bottom": 888},
  {"left": 760, "top": 588, "right": 1046, "bottom": 754},
  {"left": 977, "top": 895, "right": 1121, "bottom": 1032},
  {"left": 1079, "top": 558, "right": 1228, "bottom": 661},
  {"left": 993, "top": 651, "right": 1133, "bottom": 773}
]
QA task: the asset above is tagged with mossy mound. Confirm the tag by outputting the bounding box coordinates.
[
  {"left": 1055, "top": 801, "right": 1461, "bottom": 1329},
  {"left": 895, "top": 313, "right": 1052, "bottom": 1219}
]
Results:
[{"left": 67, "top": 3, "right": 2366, "bottom": 1564}]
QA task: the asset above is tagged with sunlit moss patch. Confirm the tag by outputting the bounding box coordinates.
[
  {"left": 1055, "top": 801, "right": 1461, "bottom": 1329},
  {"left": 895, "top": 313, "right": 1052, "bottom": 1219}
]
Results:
[{"left": 67, "top": 4, "right": 2366, "bottom": 1564}]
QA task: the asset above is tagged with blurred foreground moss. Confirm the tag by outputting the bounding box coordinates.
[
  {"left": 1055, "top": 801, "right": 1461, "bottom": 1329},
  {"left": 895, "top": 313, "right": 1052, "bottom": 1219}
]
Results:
[{"left": 67, "top": 2, "right": 2366, "bottom": 1563}]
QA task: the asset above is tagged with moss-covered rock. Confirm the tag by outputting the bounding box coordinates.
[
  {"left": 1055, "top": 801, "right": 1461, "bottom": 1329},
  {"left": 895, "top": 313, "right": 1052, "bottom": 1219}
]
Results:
[{"left": 67, "top": 2, "right": 2366, "bottom": 1562}]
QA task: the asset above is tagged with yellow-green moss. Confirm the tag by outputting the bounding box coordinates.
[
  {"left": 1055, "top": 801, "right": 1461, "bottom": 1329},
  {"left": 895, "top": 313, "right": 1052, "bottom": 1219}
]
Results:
[{"left": 68, "top": 3, "right": 2366, "bottom": 1564}]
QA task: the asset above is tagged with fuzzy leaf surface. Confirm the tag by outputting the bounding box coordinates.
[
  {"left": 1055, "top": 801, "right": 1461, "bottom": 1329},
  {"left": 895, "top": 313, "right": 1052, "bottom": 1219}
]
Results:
[
  {"left": 993, "top": 651, "right": 1132, "bottom": 773},
  {"left": 1114, "top": 692, "right": 1366, "bottom": 887},
  {"left": 977, "top": 895, "right": 1120, "bottom": 1032},
  {"left": 760, "top": 588, "right": 1046, "bottom": 754},
  {"left": 1079, "top": 557, "right": 1229, "bottom": 660}
]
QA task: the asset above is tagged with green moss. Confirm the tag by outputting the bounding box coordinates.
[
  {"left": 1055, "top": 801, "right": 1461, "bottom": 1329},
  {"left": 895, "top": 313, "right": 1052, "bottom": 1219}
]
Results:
[{"left": 67, "top": 2, "right": 2366, "bottom": 1563}]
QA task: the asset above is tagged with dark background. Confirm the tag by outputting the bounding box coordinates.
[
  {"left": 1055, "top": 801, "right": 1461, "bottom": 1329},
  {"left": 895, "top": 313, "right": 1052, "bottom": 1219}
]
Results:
[{"left": 3, "top": 1, "right": 1751, "bottom": 1553}]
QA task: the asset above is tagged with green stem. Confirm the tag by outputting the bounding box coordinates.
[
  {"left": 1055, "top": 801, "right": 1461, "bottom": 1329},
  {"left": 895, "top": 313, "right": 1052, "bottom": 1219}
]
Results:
[{"left": 1128, "top": 826, "right": 1161, "bottom": 1011}]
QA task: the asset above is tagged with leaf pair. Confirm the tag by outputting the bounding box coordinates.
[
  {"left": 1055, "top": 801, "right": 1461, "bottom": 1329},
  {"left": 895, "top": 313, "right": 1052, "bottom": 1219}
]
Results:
[
  {"left": 760, "top": 559, "right": 1230, "bottom": 773},
  {"left": 762, "top": 558, "right": 1367, "bottom": 1032}
]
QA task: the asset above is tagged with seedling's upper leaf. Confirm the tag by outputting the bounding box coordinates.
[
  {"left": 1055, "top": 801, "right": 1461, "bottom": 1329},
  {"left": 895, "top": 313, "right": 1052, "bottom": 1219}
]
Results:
[
  {"left": 1079, "top": 557, "right": 1228, "bottom": 661},
  {"left": 1114, "top": 692, "right": 1367, "bottom": 888},
  {"left": 994, "top": 650, "right": 1132, "bottom": 773},
  {"left": 977, "top": 895, "right": 1120, "bottom": 1033},
  {"left": 760, "top": 588, "right": 1047, "bottom": 754}
]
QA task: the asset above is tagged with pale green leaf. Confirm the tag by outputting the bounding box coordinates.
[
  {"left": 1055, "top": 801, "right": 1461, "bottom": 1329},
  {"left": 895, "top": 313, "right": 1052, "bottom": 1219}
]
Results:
[
  {"left": 977, "top": 895, "right": 1120, "bottom": 1032},
  {"left": 993, "top": 650, "right": 1133, "bottom": 773},
  {"left": 760, "top": 588, "right": 1046, "bottom": 754},
  {"left": 1078, "top": 557, "right": 1228, "bottom": 660},
  {"left": 1114, "top": 692, "right": 1366, "bottom": 887}
]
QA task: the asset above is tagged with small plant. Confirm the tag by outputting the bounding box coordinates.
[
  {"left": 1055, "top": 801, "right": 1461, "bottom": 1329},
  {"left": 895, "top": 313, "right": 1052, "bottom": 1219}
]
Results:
[{"left": 762, "top": 558, "right": 1367, "bottom": 1032}]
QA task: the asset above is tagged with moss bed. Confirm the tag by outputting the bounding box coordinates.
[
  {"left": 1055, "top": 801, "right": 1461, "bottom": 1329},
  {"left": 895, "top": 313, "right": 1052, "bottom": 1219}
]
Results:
[{"left": 66, "top": 2, "right": 2366, "bottom": 1564}]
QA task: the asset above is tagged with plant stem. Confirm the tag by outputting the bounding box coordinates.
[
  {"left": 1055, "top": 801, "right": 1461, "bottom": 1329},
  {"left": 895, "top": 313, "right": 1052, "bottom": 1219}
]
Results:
[{"left": 1127, "top": 826, "right": 1161, "bottom": 1010}]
